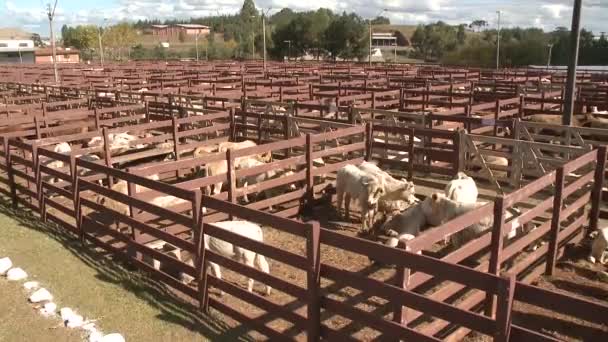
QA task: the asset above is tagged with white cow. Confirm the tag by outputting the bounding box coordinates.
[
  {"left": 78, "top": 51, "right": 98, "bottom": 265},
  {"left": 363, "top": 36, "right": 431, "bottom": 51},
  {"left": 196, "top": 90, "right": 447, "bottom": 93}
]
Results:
[
  {"left": 444, "top": 172, "right": 478, "bottom": 204},
  {"left": 336, "top": 164, "right": 385, "bottom": 231},
  {"left": 205, "top": 220, "right": 272, "bottom": 295}
]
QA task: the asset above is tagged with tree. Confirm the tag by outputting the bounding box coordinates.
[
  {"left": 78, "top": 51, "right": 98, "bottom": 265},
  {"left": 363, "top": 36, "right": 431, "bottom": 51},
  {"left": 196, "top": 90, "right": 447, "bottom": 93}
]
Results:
[
  {"left": 238, "top": 0, "right": 259, "bottom": 58},
  {"left": 457, "top": 25, "right": 466, "bottom": 44},
  {"left": 103, "top": 23, "right": 137, "bottom": 60},
  {"left": 271, "top": 14, "right": 314, "bottom": 59},
  {"left": 270, "top": 8, "right": 296, "bottom": 30},
  {"left": 394, "top": 30, "right": 409, "bottom": 46},
  {"left": 31, "top": 33, "right": 44, "bottom": 47},
  {"left": 323, "top": 13, "right": 367, "bottom": 61},
  {"left": 371, "top": 16, "right": 390, "bottom": 25},
  {"left": 469, "top": 20, "right": 488, "bottom": 32}
]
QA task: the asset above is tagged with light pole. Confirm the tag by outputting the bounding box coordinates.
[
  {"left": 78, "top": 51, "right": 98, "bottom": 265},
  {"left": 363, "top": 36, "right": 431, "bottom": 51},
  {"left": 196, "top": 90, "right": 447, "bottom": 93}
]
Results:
[
  {"left": 97, "top": 18, "right": 108, "bottom": 68},
  {"left": 546, "top": 43, "right": 553, "bottom": 68},
  {"left": 496, "top": 10, "right": 501, "bottom": 70},
  {"left": 195, "top": 32, "right": 199, "bottom": 62},
  {"left": 283, "top": 40, "right": 291, "bottom": 62},
  {"left": 46, "top": 0, "right": 59, "bottom": 84},
  {"left": 368, "top": 9, "right": 387, "bottom": 67},
  {"left": 261, "top": 8, "right": 271, "bottom": 72}
]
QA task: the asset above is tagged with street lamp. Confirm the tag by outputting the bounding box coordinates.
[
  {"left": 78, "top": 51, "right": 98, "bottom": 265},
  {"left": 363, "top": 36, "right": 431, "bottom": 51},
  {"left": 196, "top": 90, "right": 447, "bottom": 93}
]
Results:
[
  {"left": 368, "top": 8, "right": 387, "bottom": 67},
  {"left": 283, "top": 40, "right": 291, "bottom": 62},
  {"left": 195, "top": 32, "right": 200, "bottom": 62},
  {"left": 46, "top": 0, "right": 59, "bottom": 84},
  {"left": 496, "top": 10, "right": 501, "bottom": 70},
  {"left": 260, "top": 8, "right": 272, "bottom": 72},
  {"left": 546, "top": 43, "right": 553, "bottom": 68}
]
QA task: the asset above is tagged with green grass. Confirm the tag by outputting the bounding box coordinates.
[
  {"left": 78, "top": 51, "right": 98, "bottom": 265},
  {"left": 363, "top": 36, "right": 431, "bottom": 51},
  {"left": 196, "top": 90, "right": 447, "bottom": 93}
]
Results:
[{"left": 0, "top": 199, "right": 249, "bottom": 342}]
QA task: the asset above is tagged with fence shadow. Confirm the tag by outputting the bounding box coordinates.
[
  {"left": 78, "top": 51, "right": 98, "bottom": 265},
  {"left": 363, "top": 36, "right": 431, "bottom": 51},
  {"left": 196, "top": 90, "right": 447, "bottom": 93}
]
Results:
[
  {"left": 0, "top": 197, "right": 253, "bottom": 342},
  {"left": 512, "top": 310, "right": 608, "bottom": 341}
]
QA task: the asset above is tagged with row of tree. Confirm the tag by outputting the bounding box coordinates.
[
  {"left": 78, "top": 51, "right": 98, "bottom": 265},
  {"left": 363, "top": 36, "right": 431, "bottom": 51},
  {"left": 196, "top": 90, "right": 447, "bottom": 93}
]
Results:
[
  {"left": 60, "top": 0, "right": 608, "bottom": 66},
  {"left": 410, "top": 21, "right": 608, "bottom": 67},
  {"left": 61, "top": 23, "right": 137, "bottom": 61}
]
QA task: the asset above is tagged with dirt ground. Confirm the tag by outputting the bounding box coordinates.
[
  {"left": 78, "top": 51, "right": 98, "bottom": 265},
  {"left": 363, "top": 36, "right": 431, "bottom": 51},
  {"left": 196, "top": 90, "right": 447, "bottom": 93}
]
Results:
[{"left": 466, "top": 242, "right": 608, "bottom": 342}]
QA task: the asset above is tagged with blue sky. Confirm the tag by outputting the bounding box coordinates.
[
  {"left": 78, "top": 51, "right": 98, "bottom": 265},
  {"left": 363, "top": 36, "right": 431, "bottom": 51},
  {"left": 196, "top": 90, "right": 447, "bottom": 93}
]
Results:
[{"left": 1, "top": 0, "right": 606, "bottom": 36}]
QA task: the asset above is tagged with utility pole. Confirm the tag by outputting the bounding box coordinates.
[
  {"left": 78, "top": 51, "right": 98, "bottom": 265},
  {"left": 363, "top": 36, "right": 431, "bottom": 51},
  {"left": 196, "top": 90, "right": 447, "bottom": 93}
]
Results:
[
  {"left": 563, "top": 0, "right": 583, "bottom": 126},
  {"left": 46, "top": 0, "right": 59, "bottom": 84},
  {"left": 195, "top": 32, "right": 199, "bottom": 62},
  {"left": 97, "top": 18, "right": 107, "bottom": 68},
  {"left": 368, "top": 20, "right": 372, "bottom": 66},
  {"left": 546, "top": 43, "right": 553, "bottom": 68},
  {"left": 496, "top": 10, "right": 501, "bottom": 70},
  {"left": 263, "top": 15, "right": 266, "bottom": 69}
]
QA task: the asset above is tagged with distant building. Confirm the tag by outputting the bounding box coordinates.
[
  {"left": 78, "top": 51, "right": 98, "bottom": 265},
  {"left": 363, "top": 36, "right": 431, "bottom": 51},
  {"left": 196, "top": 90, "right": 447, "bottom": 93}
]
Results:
[
  {"left": 371, "top": 33, "right": 397, "bottom": 47},
  {"left": 150, "top": 24, "right": 210, "bottom": 37},
  {"left": 0, "top": 39, "right": 35, "bottom": 63},
  {"left": 35, "top": 47, "right": 80, "bottom": 64}
]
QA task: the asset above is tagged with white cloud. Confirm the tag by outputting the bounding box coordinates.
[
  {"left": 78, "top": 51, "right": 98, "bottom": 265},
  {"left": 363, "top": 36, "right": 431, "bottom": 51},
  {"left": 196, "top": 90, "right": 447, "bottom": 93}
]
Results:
[
  {"left": 541, "top": 4, "right": 568, "bottom": 19},
  {"left": 2, "top": 0, "right": 606, "bottom": 36}
]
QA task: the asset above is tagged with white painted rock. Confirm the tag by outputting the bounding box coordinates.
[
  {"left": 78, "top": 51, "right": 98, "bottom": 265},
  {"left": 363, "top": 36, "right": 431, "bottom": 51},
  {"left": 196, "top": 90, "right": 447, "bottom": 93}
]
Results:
[
  {"left": 88, "top": 331, "right": 104, "bottom": 342},
  {"left": 101, "top": 333, "right": 125, "bottom": 342},
  {"left": 39, "top": 302, "right": 57, "bottom": 317},
  {"left": 65, "top": 314, "right": 84, "bottom": 328},
  {"left": 29, "top": 288, "right": 53, "bottom": 303},
  {"left": 23, "top": 281, "right": 39, "bottom": 290},
  {"left": 6, "top": 267, "right": 27, "bottom": 281},
  {"left": 60, "top": 307, "right": 74, "bottom": 320},
  {"left": 0, "top": 257, "right": 12, "bottom": 274}
]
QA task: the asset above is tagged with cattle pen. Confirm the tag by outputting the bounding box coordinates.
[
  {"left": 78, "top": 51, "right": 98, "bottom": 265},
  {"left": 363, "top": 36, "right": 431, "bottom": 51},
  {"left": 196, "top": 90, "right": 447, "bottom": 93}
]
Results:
[{"left": 0, "top": 61, "right": 607, "bottom": 341}]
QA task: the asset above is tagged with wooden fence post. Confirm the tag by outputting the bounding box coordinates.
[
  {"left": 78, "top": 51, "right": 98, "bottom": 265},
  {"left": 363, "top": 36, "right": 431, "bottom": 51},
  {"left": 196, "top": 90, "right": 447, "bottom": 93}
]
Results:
[
  {"left": 5, "top": 138, "right": 18, "bottom": 209},
  {"left": 590, "top": 146, "right": 607, "bottom": 233},
  {"left": 68, "top": 153, "right": 80, "bottom": 236},
  {"left": 364, "top": 123, "right": 372, "bottom": 162},
  {"left": 306, "top": 221, "right": 321, "bottom": 342},
  {"left": 494, "top": 273, "right": 515, "bottom": 342},
  {"left": 227, "top": 149, "right": 236, "bottom": 220},
  {"left": 94, "top": 108, "right": 100, "bottom": 129},
  {"left": 33, "top": 116, "right": 41, "bottom": 140},
  {"left": 393, "top": 240, "right": 410, "bottom": 325},
  {"left": 31, "top": 143, "right": 42, "bottom": 214},
  {"left": 257, "top": 113, "right": 263, "bottom": 144},
  {"left": 408, "top": 128, "right": 415, "bottom": 181},
  {"left": 486, "top": 195, "right": 506, "bottom": 317},
  {"left": 102, "top": 127, "right": 113, "bottom": 188},
  {"left": 74, "top": 169, "right": 85, "bottom": 244},
  {"left": 192, "top": 191, "right": 209, "bottom": 312},
  {"left": 493, "top": 99, "right": 500, "bottom": 139},
  {"left": 305, "top": 134, "right": 314, "bottom": 203},
  {"left": 171, "top": 116, "right": 181, "bottom": 178},
  {"left": 126, "top": 175, "right": 140, "bottom": 261},
  {"left": 229, "top": 108, "right": 236, "bottom": 141},
  {"left": 546, "top": 167, "right": 566, "bottom": 276},
  {"left": 455, "top": 129, "right": 465, "bottom": 174}
]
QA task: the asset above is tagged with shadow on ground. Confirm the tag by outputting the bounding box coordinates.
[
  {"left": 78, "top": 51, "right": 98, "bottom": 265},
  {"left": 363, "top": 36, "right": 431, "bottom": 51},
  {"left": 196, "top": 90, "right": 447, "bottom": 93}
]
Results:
[{"left": 0, "top": 198, "right": 253, "bottom": 341}]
